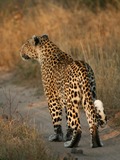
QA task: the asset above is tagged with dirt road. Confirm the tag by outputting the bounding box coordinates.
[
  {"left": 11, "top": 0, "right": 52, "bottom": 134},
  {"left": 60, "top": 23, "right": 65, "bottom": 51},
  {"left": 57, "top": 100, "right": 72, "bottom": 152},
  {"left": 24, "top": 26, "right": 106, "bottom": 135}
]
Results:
[{"left": 0, "top": 73, "right": 120, "bottom": 160}]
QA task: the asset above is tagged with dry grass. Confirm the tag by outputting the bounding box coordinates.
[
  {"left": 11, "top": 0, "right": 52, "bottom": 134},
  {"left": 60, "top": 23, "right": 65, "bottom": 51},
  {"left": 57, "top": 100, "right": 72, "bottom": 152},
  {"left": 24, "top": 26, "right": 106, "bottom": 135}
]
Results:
[
  {"left": 0, "top": 1, "right": 120, "bottom": 113},
  {"left": 0, "top": 1, "right": 120, "bottom": 159},
  {"left": 0, "top": 119, "right": 54, "bottom": 160},
  {"left": 0, "top": 88, "right": 56, "bottom": 160}
]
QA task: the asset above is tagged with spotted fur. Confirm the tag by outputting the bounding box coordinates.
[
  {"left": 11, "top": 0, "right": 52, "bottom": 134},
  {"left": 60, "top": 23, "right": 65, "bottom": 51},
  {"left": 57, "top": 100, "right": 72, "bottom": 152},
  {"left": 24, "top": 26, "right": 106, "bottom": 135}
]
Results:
[{"left": 20, "top": 35, "right": 107, "bottom": 148}]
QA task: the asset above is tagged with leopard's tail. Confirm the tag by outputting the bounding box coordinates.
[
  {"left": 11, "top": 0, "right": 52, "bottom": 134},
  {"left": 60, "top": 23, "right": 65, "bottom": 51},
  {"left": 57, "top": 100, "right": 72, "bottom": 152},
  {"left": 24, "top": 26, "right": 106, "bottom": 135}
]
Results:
[
  {"left": 94, "top": 100, "right": 104, "bottom": 111},
  {"left": 94, "top": 100, "right": 107, "bottom": 128}
]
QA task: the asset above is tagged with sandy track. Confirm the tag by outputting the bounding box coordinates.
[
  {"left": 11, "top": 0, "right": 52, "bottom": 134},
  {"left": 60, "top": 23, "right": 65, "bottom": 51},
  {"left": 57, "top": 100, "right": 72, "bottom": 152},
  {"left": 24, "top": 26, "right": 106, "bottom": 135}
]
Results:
[{"left": 0, "top": 73, "right": 120, "bottom": 160}]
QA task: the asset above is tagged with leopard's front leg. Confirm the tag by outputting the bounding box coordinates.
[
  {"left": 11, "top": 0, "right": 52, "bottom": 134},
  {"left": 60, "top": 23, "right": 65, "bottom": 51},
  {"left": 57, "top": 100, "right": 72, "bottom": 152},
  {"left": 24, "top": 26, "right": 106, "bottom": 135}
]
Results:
[
  {"left": 64, "top": 102, "right": 82, "bottom": 148},
  {"left": 63, "top": 82, "right": 82, "bottom": 148},
  {"left": 48, "top": 98, "right": 63, "bottom": 142},
  {"left": 64, "top": 107, "right": 73, "bottom": 141}
]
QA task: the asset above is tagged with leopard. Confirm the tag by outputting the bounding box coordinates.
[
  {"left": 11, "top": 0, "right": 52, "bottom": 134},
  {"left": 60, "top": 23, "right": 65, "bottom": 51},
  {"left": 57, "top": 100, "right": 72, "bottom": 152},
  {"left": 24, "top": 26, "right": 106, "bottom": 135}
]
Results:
[{"left": 20, "top": 34, "right": 107, "bottom": 148}]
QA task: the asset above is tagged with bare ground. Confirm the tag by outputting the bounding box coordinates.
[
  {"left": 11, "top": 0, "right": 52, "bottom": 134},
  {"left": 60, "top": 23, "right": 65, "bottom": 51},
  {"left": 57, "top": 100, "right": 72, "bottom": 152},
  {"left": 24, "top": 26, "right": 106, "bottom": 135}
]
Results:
[{"left": 0, "top": 72, "right": 120, "bottom": 160}]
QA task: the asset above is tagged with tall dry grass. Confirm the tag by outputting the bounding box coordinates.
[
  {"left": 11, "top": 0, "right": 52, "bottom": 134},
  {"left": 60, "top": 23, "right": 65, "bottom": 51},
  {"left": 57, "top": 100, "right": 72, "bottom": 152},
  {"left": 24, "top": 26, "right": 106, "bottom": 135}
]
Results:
[
  {"left": 0, "top": 119, "right": 54, "bottom": 160},
  {"left": 0, "top": 88, "right": 57, "bottom": 160},
  {"left": 0, "top": 1, "right": 120, "bottom": 114}
]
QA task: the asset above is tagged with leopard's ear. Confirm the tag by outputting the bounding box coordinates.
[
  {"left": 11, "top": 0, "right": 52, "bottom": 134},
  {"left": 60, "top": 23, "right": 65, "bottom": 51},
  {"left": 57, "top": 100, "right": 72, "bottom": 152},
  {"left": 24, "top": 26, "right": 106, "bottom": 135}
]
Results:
[
  {"left": 32, "top": 34, "right": 49, "bottom": 46},
  {"left": 32, "top": 35, "right": 40, "bottom": 46},
  {"left": 41, "top": 34, "right": 49, "bottom": 41}
]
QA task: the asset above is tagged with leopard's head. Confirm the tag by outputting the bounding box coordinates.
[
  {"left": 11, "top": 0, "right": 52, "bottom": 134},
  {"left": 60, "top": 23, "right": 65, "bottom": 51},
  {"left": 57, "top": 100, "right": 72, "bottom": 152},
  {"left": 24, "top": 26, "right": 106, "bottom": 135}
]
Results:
[{"left": 20, "top": 35, "right": 49, "bottom": 61}]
